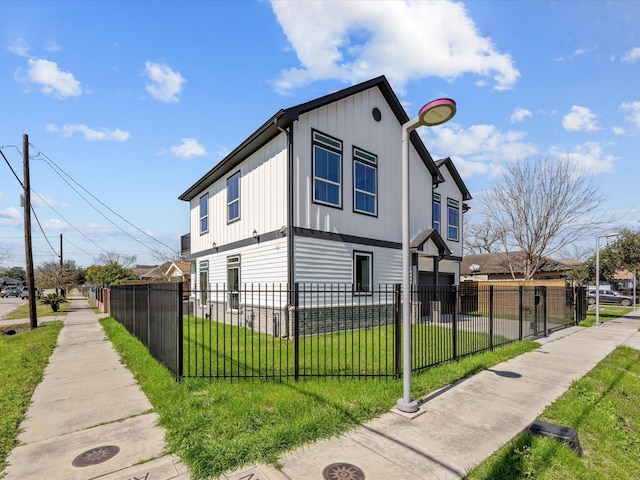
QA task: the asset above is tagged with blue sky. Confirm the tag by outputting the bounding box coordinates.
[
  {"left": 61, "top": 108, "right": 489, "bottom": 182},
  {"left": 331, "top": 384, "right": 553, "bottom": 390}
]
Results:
[{"left": 1, "top": 0, "right": 639, "bottom": 269}]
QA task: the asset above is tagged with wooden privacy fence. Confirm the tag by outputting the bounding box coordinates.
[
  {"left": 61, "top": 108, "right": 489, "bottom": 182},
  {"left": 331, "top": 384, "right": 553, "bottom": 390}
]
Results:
[{"left": 105, "top": 283, "right": 586, "bottom": 380}]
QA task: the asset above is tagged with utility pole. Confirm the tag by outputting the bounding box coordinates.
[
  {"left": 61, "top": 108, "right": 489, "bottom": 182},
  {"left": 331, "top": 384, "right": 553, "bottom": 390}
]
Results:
[
  {"left": 23, "top": 134, "right": 37, "bottom": 329},
  {"left": 60, "top": 234, "right": 65, "bottom": 297}
]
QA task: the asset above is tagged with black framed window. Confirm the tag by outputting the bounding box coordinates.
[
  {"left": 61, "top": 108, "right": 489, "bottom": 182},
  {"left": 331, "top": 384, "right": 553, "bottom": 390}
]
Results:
[
  {"left": 433, "top": 193, "right": 441, "bottom": 232},
  {"left": 227, "top": 171, "right": 240, "bottom": 222},
  {"left": 353, "top": 147, "right": 377, "bottom": 215},
  {"left": 312, "top": 130, "right": 342, "bottom": 208},
  {"left": 354, "top": 251, "right": 373, "bottom": 294},
  {"left": 447, "top": 198, "right": 459, "bottom": 241},
  {"left": 199, "top": 193, "right": 209, "bottom": 234}
]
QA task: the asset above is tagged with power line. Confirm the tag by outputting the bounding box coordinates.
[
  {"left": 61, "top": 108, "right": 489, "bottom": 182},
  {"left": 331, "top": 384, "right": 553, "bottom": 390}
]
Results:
[
  {"left": 30, "top": 143, "right": 177, "bottom": 256},
  {"left": 0, "top": 146, "right": 25, "bottom": 188},
  {"left": 30, "top": 189, "right": 111, "bottom": 256}
]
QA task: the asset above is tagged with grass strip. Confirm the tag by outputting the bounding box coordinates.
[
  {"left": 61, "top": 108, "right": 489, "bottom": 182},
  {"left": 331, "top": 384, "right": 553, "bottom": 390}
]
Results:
[
  {"left": 101, "top": 316, "right": 537, "bottom": 479},
  {"left": 0, "top": 322, "right": 63, "bottom": 472},
  {"left": 466, "top": 346, "right": 640, "bottom": 480},
  {"left": 2, "top": 301, "right": 71, "bottom": 320}
]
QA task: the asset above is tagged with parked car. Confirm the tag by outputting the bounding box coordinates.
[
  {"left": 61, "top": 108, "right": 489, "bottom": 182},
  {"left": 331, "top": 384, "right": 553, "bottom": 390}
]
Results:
[
  {"left": 587, "top": 289, "right": 635, "bottom": 306},
  {"left": 1, "top": 285, "right": 22, "bottom": 297},
  {"left": 20, "top": 287, "right": 43, "bottom": 300}
]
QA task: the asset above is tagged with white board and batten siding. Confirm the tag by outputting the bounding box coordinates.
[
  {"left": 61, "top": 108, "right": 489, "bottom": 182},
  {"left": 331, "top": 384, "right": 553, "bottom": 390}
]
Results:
[
  {"left": 292, "top": 87, "right": 417, "bottom": 245},
  {"left": 189, "top": 135, "right": 288, "bottom": 256},
  {"left": 433, "top": 165, "right": 464, "bottom": 259}
]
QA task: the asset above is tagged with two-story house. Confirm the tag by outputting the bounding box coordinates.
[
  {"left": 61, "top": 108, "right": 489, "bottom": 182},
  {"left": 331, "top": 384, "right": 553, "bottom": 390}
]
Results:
[{"left": 179, "top": 76, "right": 471, "bottom": 325}]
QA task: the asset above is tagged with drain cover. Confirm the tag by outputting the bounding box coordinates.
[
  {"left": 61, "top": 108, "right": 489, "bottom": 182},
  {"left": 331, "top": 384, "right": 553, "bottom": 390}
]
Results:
[
  {"left": 72, "top": 445, "right": 120, "bottom": 467},
  {"left": 322, "top": 462, "right": 365, "bottom": 480}
]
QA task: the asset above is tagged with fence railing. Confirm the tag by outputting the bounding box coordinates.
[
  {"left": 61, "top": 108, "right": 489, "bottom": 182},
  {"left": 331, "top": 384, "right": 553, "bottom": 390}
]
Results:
[{"left": 107, "top": 283, "right": 585, "bottom": 381}]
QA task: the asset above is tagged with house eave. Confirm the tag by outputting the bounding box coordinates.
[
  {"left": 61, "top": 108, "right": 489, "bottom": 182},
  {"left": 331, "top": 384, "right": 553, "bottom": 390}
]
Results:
[{"left": 178, "top": 75, "right": 444, "bottom": 201}]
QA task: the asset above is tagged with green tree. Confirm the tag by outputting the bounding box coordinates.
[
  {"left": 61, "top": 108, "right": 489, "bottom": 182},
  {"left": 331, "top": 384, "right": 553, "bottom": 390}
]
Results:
[
  {"left": 85, "top": 262, "right": 137, "bottom": 287},
  {"left": 569, "top": 229, "right": 640, "bottom": 285},
  {"left": 4, "top": 266, "right": 26, "bottom": 282}
]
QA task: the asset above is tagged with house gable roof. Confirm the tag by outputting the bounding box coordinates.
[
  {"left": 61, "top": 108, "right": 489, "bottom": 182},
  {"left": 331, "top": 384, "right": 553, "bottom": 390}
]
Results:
[
  {"left": 178, "top": 75, "right": 444, "bottom": 201},
  {"left": 410, "top": 228, "right": 451, "bottom": 256},
  {"left": 435, "top": 157, "right": 472, "bottom": 201},
  {"left": 461, "top": 252, "right": 581, "bottom": 276}
]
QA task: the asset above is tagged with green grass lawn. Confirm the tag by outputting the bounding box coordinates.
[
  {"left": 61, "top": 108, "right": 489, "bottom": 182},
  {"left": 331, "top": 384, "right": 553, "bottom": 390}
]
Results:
[
  {"left": 0, "top": 322, "right": 63, "bottom": 472},
  {"left": 580, "top": 305, "right": 633, "bottom": 326},
  {"left": 182, "top": 317, "right": 515, "bottom": 379},
  {"left": 101, "top": 316, "right": 538, "bottom": 479},
  {"left": 465, "top": 345, "right": 640, "bottom": 480},
  {"left": 2, "top": 300, "right": 70, "bottom": 321}
]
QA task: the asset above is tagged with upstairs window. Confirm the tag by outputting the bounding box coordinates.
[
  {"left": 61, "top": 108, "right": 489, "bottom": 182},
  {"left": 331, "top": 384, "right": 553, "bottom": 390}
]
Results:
[
  {"left": 199, "top": 193, "right": 209, "bottom": 234},
  {"left": 313, "top": 130, "right": 342, "bottom": 208},
  {"left": 433, "top": 193, "right": 441, "bottom": 232},
  {"left": 447, "top": 198, "right": 459, "bottom": 241},
  {"left": 353, "top": 147, "right": 377, "bottom": 215},
  {"left": 227, "top": 171, "right": 240, "bottom": 222}
]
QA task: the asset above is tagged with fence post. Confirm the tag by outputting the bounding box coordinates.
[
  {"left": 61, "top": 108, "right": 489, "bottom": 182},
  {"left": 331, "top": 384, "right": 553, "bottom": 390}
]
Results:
[
  {"left": 452, "top": 285, "right": 458, "bottom": 360},
  {"left": 543, "top": 286, "right": 548, "bottom": 336},
  {"left": 489, "top": 285, "right": 494, "bottom": 350},
  {"left": 294, "top": 283, "right": 300, "bottom": 382},
  {"left": 518, "top": 286, "right": 523, "bottom": 341},
  {"left": 394, "top": 283, "right": 402, "bottom": 379},
  {"left": 177, "top": 281, "right": 184, "bottom": 379},
  {"left": 147, "top": 283, "right": 151, "bottom": 350}
]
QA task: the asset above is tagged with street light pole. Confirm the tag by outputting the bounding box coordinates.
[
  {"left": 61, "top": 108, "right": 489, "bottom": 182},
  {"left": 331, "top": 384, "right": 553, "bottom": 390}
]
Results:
[
  {"left": 595, "top": 232, "right": 619, "bottom": 325},
  {"left": 397, "top": 98, "right": 456, "bottom": 414}
]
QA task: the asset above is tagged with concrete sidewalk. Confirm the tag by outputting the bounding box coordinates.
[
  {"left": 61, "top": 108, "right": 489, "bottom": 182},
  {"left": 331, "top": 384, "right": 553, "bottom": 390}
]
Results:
[
  {"left": 3, "top": 299, "right": 640, "bottom": 480},
  {"left": 2, "top": 295, "right": 190, "bottom": 480},
  {"left": 222, "top": 311, "right": 640, "bottom": 480}
]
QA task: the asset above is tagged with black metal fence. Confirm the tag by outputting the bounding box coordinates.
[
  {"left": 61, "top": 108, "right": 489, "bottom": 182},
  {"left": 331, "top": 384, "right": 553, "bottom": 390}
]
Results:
[
  {"left": 108, "top": 283, "right": 585, "bottom": 380},
  {"left": 110, "top": 282, "right": 183, "bottom": 378}
]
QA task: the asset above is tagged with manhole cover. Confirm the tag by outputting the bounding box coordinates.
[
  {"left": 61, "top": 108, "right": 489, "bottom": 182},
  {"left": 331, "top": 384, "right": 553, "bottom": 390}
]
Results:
[
  {"left": 72, "top": 445, "right": 120, "bottom": 467},
  {"left": 322, "top": 462, "right": 365, "bottom": 480}
]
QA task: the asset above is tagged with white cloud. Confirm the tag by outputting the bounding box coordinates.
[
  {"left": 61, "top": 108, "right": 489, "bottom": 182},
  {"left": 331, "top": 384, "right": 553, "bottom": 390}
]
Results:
[
  {"left": 0, "top": 206, "right": 21, "bottom": 226},
  {"left": 20, "top": 58, "right": 82, "bottom": 99},
  {"left": 144, "top": 61, "right": 186, "bottom": 103},
  {"left": 549, "top": 142, "right": 616, "bottom": 174},
  {"left": 621, "top": 101, "right": 640, "bottom": 129},
  {"left": 169, "top": 138, "right": 206, "bottom": 158},
  {"left": 562, "top": 106, "right": 600, "bottom": 132},
  {"left": 574, "top": 47, "right": 596, "bottom": 56},
  {"left": 621, "top": 47, "right": 640, "bottom": 63},
  {"left": 510, "top": 108, "right": 532, "bottom": 123},
  {"left": 426, "top": 123, "right": 538, "bottom": 161},
  {"left": 8, "top": 38, "right": 29, "bottom": 56},
  {"left": 269, "top": 0, "right": 519, "bottom": 94},
  {"left": 612, "top": 126, "right": 626, "bottom": 135},
  {"left": 45, "top": 123, "right": 131, "bottom": 141},
  {"left": 45, "top": 41, "right": 61, "bottom": 52}
]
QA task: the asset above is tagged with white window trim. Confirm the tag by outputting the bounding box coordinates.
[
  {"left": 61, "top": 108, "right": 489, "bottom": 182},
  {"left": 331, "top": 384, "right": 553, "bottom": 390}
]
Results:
[{"left": 447, "top": 198, "right": 460, "bottom": 242}]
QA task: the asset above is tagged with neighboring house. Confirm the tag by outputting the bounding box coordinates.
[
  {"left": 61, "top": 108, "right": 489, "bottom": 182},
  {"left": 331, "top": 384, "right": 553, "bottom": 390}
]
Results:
[
  {"left": 166, "top": 261, "right": 191, "bottom": 282},
  {"left": 179, "top": 76, "right": 470, "bottom": 311},
  {"left": 460, "top": 252, "right": 581, "bottom": 282},
  {"left": 0, "top": 276, "right": 22, "bottom": 287}
]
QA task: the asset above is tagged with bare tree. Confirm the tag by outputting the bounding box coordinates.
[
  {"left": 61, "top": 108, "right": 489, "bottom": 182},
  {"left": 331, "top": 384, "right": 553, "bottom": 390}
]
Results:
[
  {"left": 464, "top": 218, "right": 505, "bottom": 255},
  {"left": 0, "top": 246, "right": 10, "bottom": 267},
  {"left": 478, "top": 157, "right": 608, "bottom": 280},
  {"left": 94, "top": 252, "right": 137, "bottom": 268}
]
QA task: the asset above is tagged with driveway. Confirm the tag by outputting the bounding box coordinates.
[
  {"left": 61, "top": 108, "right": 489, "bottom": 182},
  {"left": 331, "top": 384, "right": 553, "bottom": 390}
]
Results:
[{"left": 0, "top": 296, "right": 26, "bottom": 320}]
